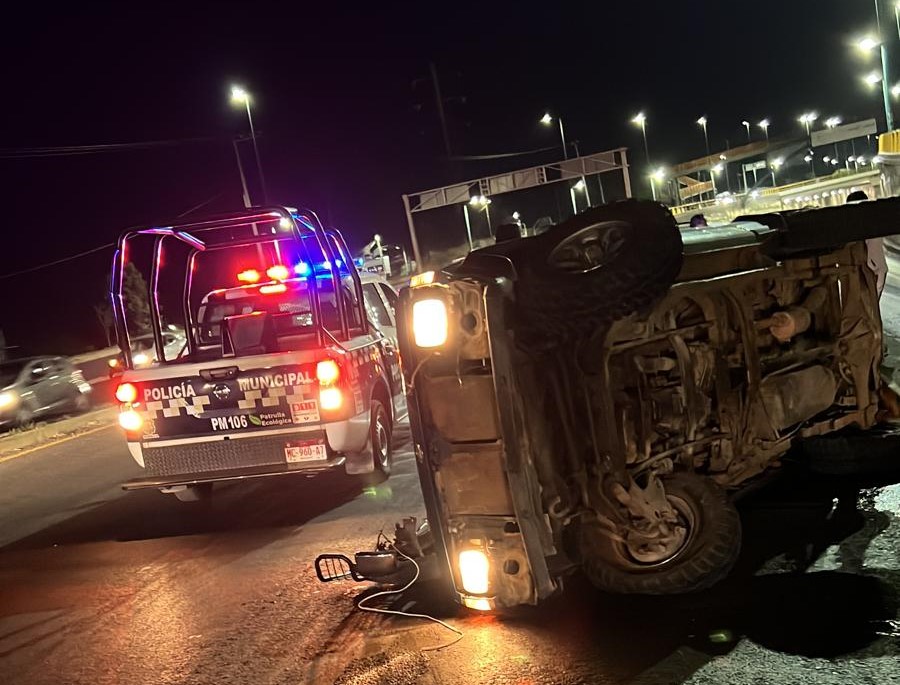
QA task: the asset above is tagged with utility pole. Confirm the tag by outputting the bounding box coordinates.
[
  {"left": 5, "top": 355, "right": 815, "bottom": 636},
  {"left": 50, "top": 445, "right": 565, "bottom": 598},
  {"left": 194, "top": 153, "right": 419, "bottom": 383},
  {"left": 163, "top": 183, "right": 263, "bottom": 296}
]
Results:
[{"left": 429, "top": 62, "right": 453, "bottom": 157}]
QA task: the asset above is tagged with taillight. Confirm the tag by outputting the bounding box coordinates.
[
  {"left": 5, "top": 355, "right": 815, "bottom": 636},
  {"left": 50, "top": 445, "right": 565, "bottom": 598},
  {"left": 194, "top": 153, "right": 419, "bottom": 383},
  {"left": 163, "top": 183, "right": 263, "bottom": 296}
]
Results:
[
  {"left": 316, "top": 360, "right": 340, "bottom": 385},
  {"left": 238, "top": 269, "right": 261, "bottom": 283},
  {"left": 319, "top": 387, "right": 342, "bottom": 410},
  {"left": 119, "top": 409, "right": 143, "bottom": 432},
  {"left": 317, "top": 359, "right": 342, "bottom": 411},
  {"left": 116, "top": 383, "right": 138, "bottom": 404}
]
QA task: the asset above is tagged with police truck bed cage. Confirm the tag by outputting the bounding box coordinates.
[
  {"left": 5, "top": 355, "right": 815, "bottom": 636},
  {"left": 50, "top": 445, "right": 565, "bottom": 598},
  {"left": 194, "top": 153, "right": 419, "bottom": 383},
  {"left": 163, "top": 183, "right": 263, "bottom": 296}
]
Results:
[{"left": 110, "top": 207, "right": 366, "bottom": 366}]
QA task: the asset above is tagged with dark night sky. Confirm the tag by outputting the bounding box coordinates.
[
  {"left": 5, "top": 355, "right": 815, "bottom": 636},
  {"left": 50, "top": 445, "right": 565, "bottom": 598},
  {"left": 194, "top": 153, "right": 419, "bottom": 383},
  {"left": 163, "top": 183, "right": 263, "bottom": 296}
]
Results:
[{"left": 0, "top": 0, "right": 890, "bottom": 354}]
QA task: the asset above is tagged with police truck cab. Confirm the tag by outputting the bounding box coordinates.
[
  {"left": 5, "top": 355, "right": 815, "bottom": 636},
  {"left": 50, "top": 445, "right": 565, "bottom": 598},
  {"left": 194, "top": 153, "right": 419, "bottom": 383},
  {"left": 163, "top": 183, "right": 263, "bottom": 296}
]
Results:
[{"left": 110, "top": 207, "right": 402, "bottom": 502}]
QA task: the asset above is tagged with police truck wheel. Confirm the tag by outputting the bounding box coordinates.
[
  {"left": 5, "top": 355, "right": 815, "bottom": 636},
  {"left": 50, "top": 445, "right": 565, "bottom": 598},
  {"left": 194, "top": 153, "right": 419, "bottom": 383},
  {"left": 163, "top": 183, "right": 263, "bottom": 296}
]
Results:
[
  {"left": 578, "top": 473, "right": 741, "bottom": 595},
  {"left": 370, "top": 399, "right": 393, "bottom": 480},
  {"left": 515, "top": 200, "right": 683, "bottom": 340}
]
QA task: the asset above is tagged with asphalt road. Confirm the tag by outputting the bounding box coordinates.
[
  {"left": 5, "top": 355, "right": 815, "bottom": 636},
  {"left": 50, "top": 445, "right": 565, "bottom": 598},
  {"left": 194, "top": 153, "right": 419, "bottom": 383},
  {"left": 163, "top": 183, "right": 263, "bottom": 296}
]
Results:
[{"left": 0, "top": 416, "right": 899, "bottom": 685}]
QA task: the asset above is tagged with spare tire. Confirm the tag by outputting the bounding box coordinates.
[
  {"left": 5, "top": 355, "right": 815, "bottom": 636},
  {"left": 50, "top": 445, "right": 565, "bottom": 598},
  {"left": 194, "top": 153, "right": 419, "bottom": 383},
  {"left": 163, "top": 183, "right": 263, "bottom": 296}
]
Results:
[{"left": 514, "top": 200, "right": 683, "bottom": 340}]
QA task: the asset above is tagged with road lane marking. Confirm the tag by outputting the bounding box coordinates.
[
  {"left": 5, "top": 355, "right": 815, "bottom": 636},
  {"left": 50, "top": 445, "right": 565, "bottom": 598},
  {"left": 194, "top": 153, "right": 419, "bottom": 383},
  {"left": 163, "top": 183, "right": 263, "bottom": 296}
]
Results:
[{"left": 0, "top": 423, "right": 117, "bottom": 464}]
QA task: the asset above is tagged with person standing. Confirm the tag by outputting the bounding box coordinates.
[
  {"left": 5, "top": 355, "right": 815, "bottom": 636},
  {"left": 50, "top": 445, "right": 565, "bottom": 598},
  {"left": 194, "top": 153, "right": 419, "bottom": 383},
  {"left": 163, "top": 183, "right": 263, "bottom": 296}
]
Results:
[{"left": 846, "top": 191, "right": 887, "bottom": 296}]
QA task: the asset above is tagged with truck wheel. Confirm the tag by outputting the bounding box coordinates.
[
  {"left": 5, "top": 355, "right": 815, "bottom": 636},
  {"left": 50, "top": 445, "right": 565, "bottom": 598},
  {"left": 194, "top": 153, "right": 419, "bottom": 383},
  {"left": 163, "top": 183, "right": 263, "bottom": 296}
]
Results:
[
  {"left": 578, "top": 473, "right": 741, "bottom": 595},
  {"left": 515, "top": 200, "right": 683, "bottom": 340},
  {"left": 802, "top": 423, "right": 900, "bottom": 476},
  {"left": 357, "top": 399, "right": 394, "bottom": 485}
]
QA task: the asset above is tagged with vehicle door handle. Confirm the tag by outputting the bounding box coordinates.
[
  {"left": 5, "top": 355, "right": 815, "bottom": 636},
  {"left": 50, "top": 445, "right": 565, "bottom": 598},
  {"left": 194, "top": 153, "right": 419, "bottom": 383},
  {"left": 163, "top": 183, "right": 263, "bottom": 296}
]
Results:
[{"left": 200, "top": 366, "right": 239, "bottom": 381}]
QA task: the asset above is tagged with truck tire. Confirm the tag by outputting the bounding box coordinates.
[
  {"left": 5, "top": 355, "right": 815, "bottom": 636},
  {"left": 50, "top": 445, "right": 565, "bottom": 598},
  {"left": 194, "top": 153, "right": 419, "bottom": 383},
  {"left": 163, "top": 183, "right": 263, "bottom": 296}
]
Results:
[
  {"left": 361, "top": 399, "right": 393, "bottom": 485},
  {"left": 514, "top": 200, "right": 683, "bottom": 340},
  {"left": 802, "top": 423, "right": 900, "bottom": 476},
  {"left": 578, "top": 472, "right": 741, "bottom": 595}
]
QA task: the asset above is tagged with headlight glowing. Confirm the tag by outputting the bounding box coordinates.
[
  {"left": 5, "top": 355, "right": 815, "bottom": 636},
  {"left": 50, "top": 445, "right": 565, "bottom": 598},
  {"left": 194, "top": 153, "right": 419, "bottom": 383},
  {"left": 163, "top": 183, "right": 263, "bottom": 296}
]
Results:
[
  {"left": 0, "top": 391, "right": 18, "bottom": 410},
  {"left": 458, "top": 549, "right": 490, "bottom": 595},
  {"left": 118, "top": 409, "right": 143, "bottom": 432},
  {"left": 108, "top": 358, "right": 120, "bottom": 368},
  {"left": 319, "top": 386, "right": 342, "bottom": 410},
  {"left": 412, "top": 298, "right": 448, "bottom": 348}
]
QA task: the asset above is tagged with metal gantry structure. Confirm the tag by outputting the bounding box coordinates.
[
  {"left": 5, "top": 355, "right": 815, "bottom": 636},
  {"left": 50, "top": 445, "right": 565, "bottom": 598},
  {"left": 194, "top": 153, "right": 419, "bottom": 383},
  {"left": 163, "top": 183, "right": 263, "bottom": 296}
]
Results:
[{"left": 401, "top": 149, "right": 632, "bottom": 267}]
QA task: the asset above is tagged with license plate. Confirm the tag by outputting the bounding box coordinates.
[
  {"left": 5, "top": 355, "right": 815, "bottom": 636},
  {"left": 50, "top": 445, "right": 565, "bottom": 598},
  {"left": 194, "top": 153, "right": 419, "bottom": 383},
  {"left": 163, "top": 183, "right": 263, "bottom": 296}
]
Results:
[{"left": 285, "top": 442, "right": 327, "bottom": 463}]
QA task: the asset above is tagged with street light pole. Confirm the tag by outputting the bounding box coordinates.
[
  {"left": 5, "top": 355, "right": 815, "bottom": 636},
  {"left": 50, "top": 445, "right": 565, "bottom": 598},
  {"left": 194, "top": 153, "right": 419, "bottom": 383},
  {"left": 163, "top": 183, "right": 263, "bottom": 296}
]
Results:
[
  {"left": 742, "top": 120, "right": 751, "bottom": 143},
  {"left": 558, "top": 116, "right": 569, "bottom": 159},
  {"left": 631, "top": 113, "right": 650, "bottom": 165},
  {"left": 231, "top": 86, "right": 269, "bottom": 203},
  {"left": 875, "top": 0, "right": 896, "bottom": 131},
  {"left": 758, "top": 119, "right": 771, "bottom": 144},
  {"left": 232, "top": 138, "right": 252, "bottom": 208}
]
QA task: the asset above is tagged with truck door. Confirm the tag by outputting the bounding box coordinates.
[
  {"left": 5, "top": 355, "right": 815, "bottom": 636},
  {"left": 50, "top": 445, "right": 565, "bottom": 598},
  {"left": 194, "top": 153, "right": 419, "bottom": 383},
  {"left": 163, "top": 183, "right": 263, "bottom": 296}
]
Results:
[{"left": 362, "top": 282, "right": 403, "bottom": 405}]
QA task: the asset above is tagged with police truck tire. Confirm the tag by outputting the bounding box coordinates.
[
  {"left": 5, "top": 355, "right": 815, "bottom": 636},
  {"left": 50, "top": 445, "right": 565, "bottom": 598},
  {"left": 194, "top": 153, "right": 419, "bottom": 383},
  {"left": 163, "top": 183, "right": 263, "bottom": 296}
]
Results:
[
  {"left": 368, "top": 400, "right": 393, "bottom": 482},
  {"left": 578, "top": 473, "right": 741, "bottom": 595},
  {"left": 515, "top": 200, "right": 683, "bottom": 339}
]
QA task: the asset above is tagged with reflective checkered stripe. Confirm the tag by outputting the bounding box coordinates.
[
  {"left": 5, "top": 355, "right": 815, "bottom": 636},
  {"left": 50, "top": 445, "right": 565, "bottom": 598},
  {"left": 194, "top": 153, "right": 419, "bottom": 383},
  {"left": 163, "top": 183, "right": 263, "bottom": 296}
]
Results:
[{"left": 139, "top": 383, "right": 317, "bottom": 420}]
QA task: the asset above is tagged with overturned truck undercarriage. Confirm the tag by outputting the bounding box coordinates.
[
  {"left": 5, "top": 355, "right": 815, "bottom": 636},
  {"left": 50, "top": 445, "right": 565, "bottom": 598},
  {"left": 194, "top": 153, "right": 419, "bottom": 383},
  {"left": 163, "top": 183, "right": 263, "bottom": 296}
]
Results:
[{"left": 320, "top": 198, "right": 895, "bottom": 607}]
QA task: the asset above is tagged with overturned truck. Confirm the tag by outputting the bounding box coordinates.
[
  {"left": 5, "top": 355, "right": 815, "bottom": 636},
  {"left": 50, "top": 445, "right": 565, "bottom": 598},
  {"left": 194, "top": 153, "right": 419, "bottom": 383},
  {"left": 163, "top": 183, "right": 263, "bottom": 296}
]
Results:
[{"left": 318, "top": 198, "right": 894, "bottom": 608}]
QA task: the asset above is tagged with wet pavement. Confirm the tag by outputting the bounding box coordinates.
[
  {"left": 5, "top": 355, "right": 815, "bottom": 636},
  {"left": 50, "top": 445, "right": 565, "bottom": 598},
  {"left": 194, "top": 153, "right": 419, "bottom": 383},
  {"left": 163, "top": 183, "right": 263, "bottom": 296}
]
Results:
[{"left": 1, "top": 335, "right": 900, "bottom": 683}]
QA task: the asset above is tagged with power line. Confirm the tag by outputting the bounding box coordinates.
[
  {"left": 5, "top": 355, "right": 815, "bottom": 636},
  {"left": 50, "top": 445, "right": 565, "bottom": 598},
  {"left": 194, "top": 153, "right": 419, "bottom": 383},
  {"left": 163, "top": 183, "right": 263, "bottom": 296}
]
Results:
[
  {"left": 446, "top": 144, "right": 560, "bottom": 161},
  {"left": 0, "top": 192, "right": 229, "bottom": 280},
  {"left": 0, "top": 242, "right": 115, "bottom": 280},
  {"left": 0, "top": 135, "right": 224, "bottom": 159}
]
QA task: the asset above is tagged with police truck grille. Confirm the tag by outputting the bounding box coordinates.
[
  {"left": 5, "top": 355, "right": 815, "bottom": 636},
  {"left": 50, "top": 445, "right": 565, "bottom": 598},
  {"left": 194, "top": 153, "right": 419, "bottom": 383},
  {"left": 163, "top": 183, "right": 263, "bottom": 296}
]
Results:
[{"left": 143, "top": 435, "right": 292, "bottom": 476}]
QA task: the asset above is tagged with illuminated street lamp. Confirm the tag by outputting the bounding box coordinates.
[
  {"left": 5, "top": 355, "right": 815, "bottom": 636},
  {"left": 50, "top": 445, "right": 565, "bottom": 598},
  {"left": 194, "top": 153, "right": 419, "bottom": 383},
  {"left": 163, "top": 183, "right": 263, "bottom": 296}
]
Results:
[
  {"left": 858, "top": 35, "right": 881, "bottom": 52},
  {"left": 804, "top": 153, "right": 815, "bottom": 178},
  {"left": 569, "top": 178, "right": 588, "bottom": 214},
  {"left": 741, "top": 120, "right": 751, "bottom": 142},
  {"left": 825, "top": 116, "right": 842, "bottom": 129},
  {"left": 864, "top": 70, "right": 883, "bottom": 88},
  {"left": 230, "top": 85, "right": 268, "bottom": 203},
  {"left": 649, "top": 167, "right": 665, "bottom": 201},
  {"left": 771, "top": 157, "right": 784, "bottom": 185},
  {"left": 631, "top": 112, "right": 650, "bottom": 165},
  {"left": 541, "top": 112, "right": 568, "bottom": 159},
  {"left": 798, "top": 112, "right": 818, "bottom": 137},
  {"left": 696, "top": 116, "right": 710, "bottom": 156},
  {"left": 854, "top": 3, "right": 895, "bottom": 131},
  {"left": 758, "top": 118, "right": 771, "bottom": 143}
]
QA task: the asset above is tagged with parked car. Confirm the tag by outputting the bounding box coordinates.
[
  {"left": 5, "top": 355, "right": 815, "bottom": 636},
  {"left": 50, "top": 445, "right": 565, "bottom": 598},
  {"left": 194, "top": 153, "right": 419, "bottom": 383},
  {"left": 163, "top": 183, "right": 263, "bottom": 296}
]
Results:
[
  {"left": 0, "top": 357, "right": 92, "bottom": 429},
  {"left": 108, "top": 329, "right": 187, "bottom": 377}
]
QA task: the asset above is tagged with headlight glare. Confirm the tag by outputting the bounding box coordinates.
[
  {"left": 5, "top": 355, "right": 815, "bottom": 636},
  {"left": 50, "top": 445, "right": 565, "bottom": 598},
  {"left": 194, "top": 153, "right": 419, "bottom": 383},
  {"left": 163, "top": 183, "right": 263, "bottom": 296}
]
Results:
[{"left": 412, "top": 298, "right": 448, "bottom": 348}]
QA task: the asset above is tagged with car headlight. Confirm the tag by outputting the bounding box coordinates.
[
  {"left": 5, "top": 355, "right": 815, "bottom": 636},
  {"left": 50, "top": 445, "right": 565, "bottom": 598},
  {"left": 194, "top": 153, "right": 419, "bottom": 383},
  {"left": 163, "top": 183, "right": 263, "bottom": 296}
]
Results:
[
  {"left": 412, "top": 298, "right": 449, "bottom": 348},
  {"left": 0, "top": 391, "right": 17, "bottom": 410},
  {"left": 458, "top": 549, "right": 490, "bottom": 595}
]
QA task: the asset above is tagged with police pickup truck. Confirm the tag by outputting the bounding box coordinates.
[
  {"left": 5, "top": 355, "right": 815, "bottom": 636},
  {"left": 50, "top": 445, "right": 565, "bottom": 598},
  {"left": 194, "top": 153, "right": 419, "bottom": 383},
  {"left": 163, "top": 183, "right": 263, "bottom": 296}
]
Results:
[{"left": 110, "top": 207, "right": 403, "bottom": 502}]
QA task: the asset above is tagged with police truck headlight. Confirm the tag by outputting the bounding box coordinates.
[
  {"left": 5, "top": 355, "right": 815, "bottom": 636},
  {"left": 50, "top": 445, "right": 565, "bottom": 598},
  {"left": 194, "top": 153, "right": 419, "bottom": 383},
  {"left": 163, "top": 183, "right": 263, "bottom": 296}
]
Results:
[
  {"left": 458, "top": 549, "right": 490, "bottom": 595},
  {"left": 412, "top": 298, "right": 448, "bottom": 348},
  {"left": 0, "top": 391, "right": 18, "bottom": 410}
]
